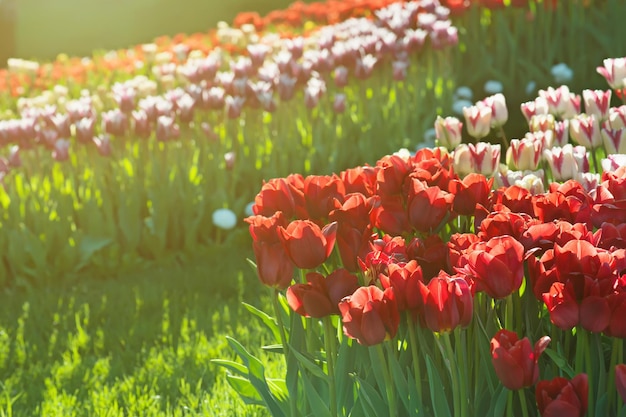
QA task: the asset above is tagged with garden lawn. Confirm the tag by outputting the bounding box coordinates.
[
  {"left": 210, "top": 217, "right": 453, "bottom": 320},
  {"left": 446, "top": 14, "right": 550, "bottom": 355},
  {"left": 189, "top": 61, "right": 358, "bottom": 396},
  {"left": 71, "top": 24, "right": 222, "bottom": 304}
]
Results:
[{"left": 0, "top": 244, "right": 275, "bottom": 416}]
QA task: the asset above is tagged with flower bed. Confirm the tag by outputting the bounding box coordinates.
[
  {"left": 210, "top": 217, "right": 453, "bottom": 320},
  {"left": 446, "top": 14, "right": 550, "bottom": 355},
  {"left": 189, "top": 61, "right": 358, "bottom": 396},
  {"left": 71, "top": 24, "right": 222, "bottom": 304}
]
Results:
[{"left": 219, "top": 57, "right": 626, "bottom": 416}]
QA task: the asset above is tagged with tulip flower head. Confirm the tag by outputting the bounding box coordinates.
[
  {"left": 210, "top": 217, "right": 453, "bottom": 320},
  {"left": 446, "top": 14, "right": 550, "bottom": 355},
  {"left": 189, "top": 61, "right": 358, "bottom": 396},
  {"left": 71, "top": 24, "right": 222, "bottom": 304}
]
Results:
[
  {"left": 490, "top": 329, "right": 551, "bottom": 390},
  {"left": 597, "top": 57, "right": 626, "bottom": 90},
  {"left": 536, "top": 374, "right": 588, "bottom": 417},
  {"left": 463, "top": 104, "right": 492, "bottom": 139},
  {"left": 339, "top": 285, "right": 400, "bottom": 346},
  {"left": 434, "top": 116, "right": 463, "bottom": 149}
]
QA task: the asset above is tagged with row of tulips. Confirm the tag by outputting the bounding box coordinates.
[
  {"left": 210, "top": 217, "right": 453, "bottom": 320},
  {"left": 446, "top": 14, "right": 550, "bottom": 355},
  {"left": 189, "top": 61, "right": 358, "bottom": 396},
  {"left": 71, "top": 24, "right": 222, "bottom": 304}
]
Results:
[
  {"left": 217, "top": 58, "right": 626, "bottom": 417},
  {"left": 0, "top": 0, "right": 619, "bottom": 107},
  {"left": 0, "top": 0, "right": 622, "bottom": 287},
  {"left": 0, "top": 0, "right": 460, "bottom": 285}
]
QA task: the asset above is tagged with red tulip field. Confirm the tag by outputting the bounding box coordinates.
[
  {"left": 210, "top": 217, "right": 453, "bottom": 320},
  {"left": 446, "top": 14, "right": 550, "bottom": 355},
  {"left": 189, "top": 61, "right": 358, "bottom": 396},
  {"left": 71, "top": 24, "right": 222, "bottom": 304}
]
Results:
[{"left": 1, "top": 0, "right": 626, "bottom": 415}]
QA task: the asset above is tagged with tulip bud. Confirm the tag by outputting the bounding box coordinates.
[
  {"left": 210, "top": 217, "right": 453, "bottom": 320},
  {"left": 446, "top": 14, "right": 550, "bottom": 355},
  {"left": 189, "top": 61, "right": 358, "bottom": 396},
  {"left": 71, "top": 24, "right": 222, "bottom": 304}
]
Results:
[
  {"left": 93, "top": 134, "right": 111, "bottom": 157},
  {"left": 521, "top": 97, "right": 550, "bottom": 124},
  {"left": 543, "top": 144, "right": 587, "bottom": 181},
  {"left": 553, "top": 120, "right": 569, "bottom": 147},
  {"left": 434, "top": 116, "right": 463, "bottom": 149},
  {"left": 333, "top": 93, "right": 346, "bottom": 114},
  {"left": 453, "top": 144, "right": 473, "bottom": 177},
  {"left": 569, "top": 113, "right": 602, "bottom": 149},
  {"left": 506, "top": 137, "right": 542, "bottom": 171},
  {"left": 601, "top": 127, "right": 626, "bottom": 154},
  {"left": 333, "top": 66, "right": 349, "bottom": 88},
  {"left": 482, "top": 93, "right": 508, "bottom": 127},
  {"left": 491, "top": 330, "right": 550, "bottom": 390},
  {"left": 583, "top": 89, "right": 611, "bottom": 122},
  {"left": 52, "top": 139, "right": 71, "bottom": 162},
  {"left": 463, "top": 105, "right": 492, "bottom": 139},
  {"left": 607, "top": 105, "right": 626, "bottom": 129},
  {"left": 574, "top": 172, "right": 600, "bottom": 193},
  {"left": 602, "top": 154, "right": 626, "bottom": 172},
  {"left": 597, "top": 57, "right": 626, "bottom": 89},
  {"left": 469, "top": 142, "right": 501, "bottom": 177},
  {"left": 529, "top": 114, "right": 555, "bottom": 133}
]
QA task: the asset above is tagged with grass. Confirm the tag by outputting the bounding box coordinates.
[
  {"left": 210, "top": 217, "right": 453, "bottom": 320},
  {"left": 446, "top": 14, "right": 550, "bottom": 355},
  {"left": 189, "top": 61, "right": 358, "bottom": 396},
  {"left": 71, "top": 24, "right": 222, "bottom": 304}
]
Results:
[{"left": 0, "top": 241, "right": 279, "bottom": 416}]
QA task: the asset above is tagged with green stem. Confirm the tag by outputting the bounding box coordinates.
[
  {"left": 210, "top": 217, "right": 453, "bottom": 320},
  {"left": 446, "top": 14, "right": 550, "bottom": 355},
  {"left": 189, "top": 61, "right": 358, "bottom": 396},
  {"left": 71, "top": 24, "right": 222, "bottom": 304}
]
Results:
[
  {"left": 406, "top": 316, "right": 423, "bottom": 404},
  {"left": 441, "top": 332, "right": 463, "bottom": 417},
  {"left": 505, "top": 295, "right": 514, "bottom": 331},
  {"left": 506, "top": 389, "right": 514, "bottom": 417},
  {"left": 585, "top": 330, "right": 594, "bottom": 417},
  {"left": 272, "top": 289, "right": 298, "bottom": 417},
  {"left": 518, "top": 388, "right": 529, "bottom": 417},
  {"left": 323, "top": 317, "right": 338, "bottom": 417},
  {"left": 373, "top": 343, "right": 397, "bottom": 417}
]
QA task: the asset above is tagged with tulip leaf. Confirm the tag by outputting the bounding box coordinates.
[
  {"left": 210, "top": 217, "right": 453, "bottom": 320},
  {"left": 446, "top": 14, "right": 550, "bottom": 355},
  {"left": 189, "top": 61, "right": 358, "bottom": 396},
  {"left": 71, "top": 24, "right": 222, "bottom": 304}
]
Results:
[
  {"left": 242, "top": 302, "right": 281, "bottom": 343},
  {"left": 425, "top": 355, "right": 452, "bottom": 417},
  {"left": 490, "top": 385, "right": 509, "bottom": 417},
  {"left": 225, "top": 336, "right": 286, "bottom": 417},
  {"left": 75, "top": 235, "right": 113, "bottom": 271},
  {"left": 267, "top": 378, "right": 289, "bottom": 403},
  {"left": 224, "top": 374, "right": 264, "bottom": 406},
  {"left": 543, "top": 348, "right": 576, "bottom": 378},
  {"left": 210, "top": 359, "right": 248, "bottom": 377},
  {"left": 595, "top": 392, "right": 608, "bottom": 417},
  {"left": 335, "top": 337, "right": 355, "bottom": 410},
  {"left": 386, "top": 345, "right": 410, "bottom": 413},
  {"left": 287, "top": 343, "right": 329, "bottom": 381},
  {"left": 261, "top": 344, "right": 284, "bottom": 354},
  {"left": 619, "top": 404, "right": 626, "bottom": 417},
  {"left": 351, "top": 374, "right": 387, "bottom": 417},
  {"left": 301, "top": 375, "right": 332, "bottom": 417}
]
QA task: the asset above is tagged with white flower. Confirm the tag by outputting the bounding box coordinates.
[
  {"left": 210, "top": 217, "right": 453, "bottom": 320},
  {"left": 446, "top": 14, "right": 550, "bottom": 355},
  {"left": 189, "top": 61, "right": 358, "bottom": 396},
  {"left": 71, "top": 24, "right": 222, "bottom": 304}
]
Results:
[
  {"left": 484, "top": 80, "right": 503, "bottom": 94},
  {"left": 551, "top": 63, "right": 574, "bottom": 84},
  {"left": 244, "top": 202, "right": 256, "bottom": 217},
  {"left": 212, "top": 208, "right": 237, "bottom": 230}
]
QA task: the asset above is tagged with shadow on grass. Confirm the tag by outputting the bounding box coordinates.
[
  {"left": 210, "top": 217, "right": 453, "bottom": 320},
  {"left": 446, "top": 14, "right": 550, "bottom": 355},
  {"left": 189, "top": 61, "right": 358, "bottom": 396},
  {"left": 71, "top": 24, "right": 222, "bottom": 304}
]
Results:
[{"left": 0, "top": 241, "right": 273, "bottom": 415}]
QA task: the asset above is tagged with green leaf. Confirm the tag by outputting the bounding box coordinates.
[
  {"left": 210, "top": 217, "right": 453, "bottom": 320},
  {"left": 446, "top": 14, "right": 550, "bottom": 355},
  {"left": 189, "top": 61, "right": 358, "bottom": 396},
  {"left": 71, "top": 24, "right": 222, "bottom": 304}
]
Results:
[
  {"left": 386, "top": 345, "right": 410, "bottom": 413},
  {"left": 226, "top": 337, "right": 286, "bottom": 417},
  {"left": 210, "top": 359, "right": 248, "bottom": 377},
  {"left": 489, "top": 385, "right": 508, "bottom": 417},
  {"left": 544, "top": 348, "right": 576, "bottom": 378},
  {"left": 76, "top": 235, "right": 113, "bottom": 271},
  {"left": 287, "top": 343, "right": 329, "bottom": 382},
  {"left": 225, "top": 374, "right": 264, "bottom": 406},
  {"left": 243, "top": 302, "right": 281, "bottom": 344},
  {"left": 261, "top": 344, "right": 284, "bottom": 354},
  {"left": 302, "top": 375, "right": 332, "bottom": 417},
  {"left": 425, "top": 355, "right": 452, "bottom": 417},
  {"left": 351, "top": 374, "right": 388, "bottom": 417}
]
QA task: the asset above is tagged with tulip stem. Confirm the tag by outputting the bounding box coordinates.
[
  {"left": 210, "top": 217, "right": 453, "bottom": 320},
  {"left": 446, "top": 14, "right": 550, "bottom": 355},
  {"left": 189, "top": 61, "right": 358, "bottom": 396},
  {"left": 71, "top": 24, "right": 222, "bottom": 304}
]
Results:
[
  {"left": 374, "top": 343, "right": 398, "bottom": 417},
  {"left": 406, "top": 316, "right": 423, "bottom": 405},
  {"left": 323, "top": 316, "right": 338, "bottom": 417},
  {"left": 272, "top": 289, "right": 298, "bottom": 417},
  {"left": 441, "top": 332, "right": 465, "bottom": 417},
  {"left": 518, "top": 389, "right": 529, "bottom": 417}
]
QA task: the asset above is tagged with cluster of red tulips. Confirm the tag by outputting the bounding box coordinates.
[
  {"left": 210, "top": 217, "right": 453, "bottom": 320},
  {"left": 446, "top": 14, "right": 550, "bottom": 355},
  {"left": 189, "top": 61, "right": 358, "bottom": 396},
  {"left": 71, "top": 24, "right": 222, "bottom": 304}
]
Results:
[{"left": 237, "top": 52, "right": 626, "bottom": 414}]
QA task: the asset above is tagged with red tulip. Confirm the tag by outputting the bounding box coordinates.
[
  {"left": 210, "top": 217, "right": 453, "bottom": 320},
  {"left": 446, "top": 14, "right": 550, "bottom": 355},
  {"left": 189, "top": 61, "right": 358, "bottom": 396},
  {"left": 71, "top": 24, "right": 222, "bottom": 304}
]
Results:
[
  {"left": 490, "top": 329, "right": 550, "bottom": 390},
  {"left": 379, "top": 260, "right": 424, "bottom": 312},
  {"left": 253, "top": 178, "right": 296, "bottom": 219},
  {"left": 278, "top": 220, "right": 337, "bottom": 270},
  {"left": 419, "top": 271, "right": 473, "bottom": 333},
  {"left": 407, "top": 179, "right": 453, "bottom": 233},
  {"left": 616, "top": 364, "right": 626, "bottom": 403},
  {"left": 287, "top": 269, "right": 359, "bottom": 318},
  {"left": 369, "top": 194, "right": 410, "bottom": 236},
  {"left": 406, "top": 234, "right": 448, "bottom": 281},
  {"left": 536, "top": 374, "right": 588, "bottom": 417},
  {"left": 462, "top": 235, "right": 525, "bottom": 299},
  {"left": 246, "top": 212, "right": 295, "bottom": 290},
  {"left": 339, "top": 285, "right": 400, "bottom": 346},
  {"left": 303, "top": 174, "right": 346, "bottom": 222},
  {"left": 448, "top": 173, "right": 493, "bottom": 216}
]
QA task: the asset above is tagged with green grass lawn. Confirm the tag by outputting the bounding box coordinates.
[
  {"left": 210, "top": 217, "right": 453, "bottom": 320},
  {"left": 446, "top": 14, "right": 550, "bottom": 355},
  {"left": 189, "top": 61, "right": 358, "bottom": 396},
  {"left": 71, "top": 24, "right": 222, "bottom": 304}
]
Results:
[{"left": 0, "top": 243, "right": 278, "bottom": 416}]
